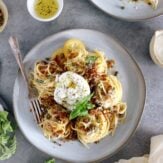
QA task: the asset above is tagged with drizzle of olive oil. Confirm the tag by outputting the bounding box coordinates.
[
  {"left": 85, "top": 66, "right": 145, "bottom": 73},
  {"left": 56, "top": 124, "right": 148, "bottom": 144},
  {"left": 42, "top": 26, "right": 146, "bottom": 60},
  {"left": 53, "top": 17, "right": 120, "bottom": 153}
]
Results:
[{"left": 34, "top": 0, "right": 58, "bottom": 19}]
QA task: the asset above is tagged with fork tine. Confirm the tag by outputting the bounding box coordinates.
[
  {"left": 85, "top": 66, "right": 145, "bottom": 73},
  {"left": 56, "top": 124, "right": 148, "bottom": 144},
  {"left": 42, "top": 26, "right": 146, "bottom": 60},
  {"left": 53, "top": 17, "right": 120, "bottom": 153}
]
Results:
[
  {"left": 34, "top": 100, "right": 43, "bottom": 116},
  {"left": 30, "top": 101, "right": 39, "bottom": 123},
  {"left": 37, "top": 99, "right": 44, "bottom": 112},
  {"left": 31, "top": 100, "right": 41, "bottom": 123},
  {"left": 33, "top": 100, "right": 42, "bottom": 123}
]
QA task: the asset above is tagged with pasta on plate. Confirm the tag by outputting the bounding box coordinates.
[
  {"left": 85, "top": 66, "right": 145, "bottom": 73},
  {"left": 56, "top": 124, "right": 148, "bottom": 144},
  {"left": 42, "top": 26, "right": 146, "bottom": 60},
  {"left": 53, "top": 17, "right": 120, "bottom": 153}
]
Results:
[{"left": 29, "top": 39, "right": 127, "bottom": 146}]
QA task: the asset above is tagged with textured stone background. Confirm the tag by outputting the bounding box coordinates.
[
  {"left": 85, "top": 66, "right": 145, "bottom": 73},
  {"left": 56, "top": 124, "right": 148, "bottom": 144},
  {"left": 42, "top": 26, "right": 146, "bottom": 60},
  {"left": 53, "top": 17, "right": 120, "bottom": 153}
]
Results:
[{"left": 0, "top": 0, "right": 163, "bottom": 163}]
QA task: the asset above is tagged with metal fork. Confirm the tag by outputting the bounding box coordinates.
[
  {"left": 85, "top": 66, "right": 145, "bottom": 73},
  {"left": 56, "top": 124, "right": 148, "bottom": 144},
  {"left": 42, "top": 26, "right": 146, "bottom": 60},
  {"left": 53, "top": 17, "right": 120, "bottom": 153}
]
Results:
[{"left": 9, "top": 36, "right": 44, "bottom": 123}]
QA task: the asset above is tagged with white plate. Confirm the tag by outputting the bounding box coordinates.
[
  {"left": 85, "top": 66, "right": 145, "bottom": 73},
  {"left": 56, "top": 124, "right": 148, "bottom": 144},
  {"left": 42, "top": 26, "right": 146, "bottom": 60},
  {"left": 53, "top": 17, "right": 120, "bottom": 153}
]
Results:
[
  {"left": 90, "top": 0, "right": 163, "bottom": 21},
  {"left": 13, "top": 29, "right": 146, "bottom": 163}
]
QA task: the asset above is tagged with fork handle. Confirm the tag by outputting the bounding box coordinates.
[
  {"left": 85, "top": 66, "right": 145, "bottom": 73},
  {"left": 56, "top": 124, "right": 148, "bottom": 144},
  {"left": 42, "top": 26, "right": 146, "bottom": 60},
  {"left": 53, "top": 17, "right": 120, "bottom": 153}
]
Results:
[{"left": 8, "top": 36, "right": 29, "bottom": 85}]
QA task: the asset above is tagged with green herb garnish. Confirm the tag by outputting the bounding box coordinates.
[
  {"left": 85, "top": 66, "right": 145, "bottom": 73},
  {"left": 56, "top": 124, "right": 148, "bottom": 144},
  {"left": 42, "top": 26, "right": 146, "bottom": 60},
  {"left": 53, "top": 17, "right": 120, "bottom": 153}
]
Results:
[
  {"left": 0, "top": 111, "right": 16, "bottom": 160},
  {"left": 86, "top": 56, "right": 98, "bottom": 65},
  {"left": 45, "top": 158, "right": 55, "bottom": 163},
  {"left": 36, "top": 79, "right": 44, "bottom": 83},
  {"left": 69, "top": 94, "right": 95, "bottom": 120}
]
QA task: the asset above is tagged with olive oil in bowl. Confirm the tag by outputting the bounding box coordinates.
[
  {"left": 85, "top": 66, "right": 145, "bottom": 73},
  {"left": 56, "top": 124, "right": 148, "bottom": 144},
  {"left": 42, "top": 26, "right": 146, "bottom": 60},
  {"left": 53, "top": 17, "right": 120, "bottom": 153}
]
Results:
[{"left": 34, "top": 0, "right": 59, "bottom": 19}]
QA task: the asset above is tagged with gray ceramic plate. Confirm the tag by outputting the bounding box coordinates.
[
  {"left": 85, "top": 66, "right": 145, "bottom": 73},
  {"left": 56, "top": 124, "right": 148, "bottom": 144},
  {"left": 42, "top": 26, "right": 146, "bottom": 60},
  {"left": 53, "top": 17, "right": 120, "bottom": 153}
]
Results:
[
  {"left": 13, "top": 29, "right": 146, "bottom": 163},
  {"left": 90, "top": 0, "right": 163, "bottom": 21}
]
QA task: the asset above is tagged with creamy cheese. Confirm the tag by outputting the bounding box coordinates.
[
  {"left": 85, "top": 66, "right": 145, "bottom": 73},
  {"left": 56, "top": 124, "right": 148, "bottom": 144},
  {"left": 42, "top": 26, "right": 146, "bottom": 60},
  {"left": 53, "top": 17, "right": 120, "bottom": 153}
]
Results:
[
  {"left": 150, "top": 30, "right": 163, "bottom": 67},
  {"left": 54, "top": 71, "right": 90, "bottom": 111}
]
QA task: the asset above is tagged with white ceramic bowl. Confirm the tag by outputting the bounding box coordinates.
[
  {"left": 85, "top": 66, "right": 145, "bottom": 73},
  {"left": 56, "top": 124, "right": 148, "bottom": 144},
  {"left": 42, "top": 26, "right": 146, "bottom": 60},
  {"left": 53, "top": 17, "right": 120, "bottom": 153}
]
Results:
[
  {"left": 27, "top": 0, "right": 64, "bottom": 22},
  {"left": 150, "top": 30, "right": 163, "bottom": 68},
  {"left": 13, "top": 29, "right": 146, "bottom": 163}
]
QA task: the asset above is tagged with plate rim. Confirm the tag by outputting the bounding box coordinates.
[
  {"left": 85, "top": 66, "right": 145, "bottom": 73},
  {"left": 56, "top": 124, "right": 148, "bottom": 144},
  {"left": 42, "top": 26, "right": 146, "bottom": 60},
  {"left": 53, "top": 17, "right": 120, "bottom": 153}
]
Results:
[
  {"left": 13, "top": 28, "right": 146, "bottom": 163},
  {"left": 89, "top": 0, "right": 163, "bottom": 22}
]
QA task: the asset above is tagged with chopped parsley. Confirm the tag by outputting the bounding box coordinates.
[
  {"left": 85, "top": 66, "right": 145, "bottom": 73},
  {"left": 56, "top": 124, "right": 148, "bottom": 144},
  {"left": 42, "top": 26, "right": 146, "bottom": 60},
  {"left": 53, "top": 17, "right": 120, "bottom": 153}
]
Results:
[
  {"left": 86, "top": 56, "right": 98, "bottom": 65},
  {"left": 36, "top": 79, "right": 44, "bottom": 83}
]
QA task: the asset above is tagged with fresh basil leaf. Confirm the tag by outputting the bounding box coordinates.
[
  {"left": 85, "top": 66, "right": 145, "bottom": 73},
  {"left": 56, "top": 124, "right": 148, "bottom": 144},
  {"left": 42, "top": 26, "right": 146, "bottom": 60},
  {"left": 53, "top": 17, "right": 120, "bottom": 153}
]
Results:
[
  {"left": 45, "top": 158, "right": 55, "bottom": 163},
  {"left": 78, "top": 110, "right": 88, "bottom": 117},
  {"left": 0, "top": 111, "right": 16, "bottom": 160},
  {"left": 70, "top": 93, "right": 94, "bottom": 120},
  {"left": 86, "top": 103, "right": 95, "bottom": 110},
  {"left": 69, "top": 109, "right": 81, "bottom": 120},
  {"left": 2, "top": 121, "right": 13, "bottom": 134},
  {"left": 0, "top": 136, "right": 16, "bottom": 160},
  {"left": 0, "top": 112, "right": 8, "bottom": 122},
  {"left": 80, "top": 93, "right": 94, "bottom": 104},
  {"left": 0, "top": 135, "right": 10, "bottom": 145},
  {"left": 86, "top": 55, "right": 98, "bottom": 64}
]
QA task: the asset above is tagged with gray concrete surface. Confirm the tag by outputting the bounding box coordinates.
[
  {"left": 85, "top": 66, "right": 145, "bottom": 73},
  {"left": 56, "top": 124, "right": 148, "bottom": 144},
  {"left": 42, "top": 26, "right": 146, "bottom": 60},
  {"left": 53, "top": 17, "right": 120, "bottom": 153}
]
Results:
[{"left": 0, "top": 0, "right": 163, "bottom": 163}]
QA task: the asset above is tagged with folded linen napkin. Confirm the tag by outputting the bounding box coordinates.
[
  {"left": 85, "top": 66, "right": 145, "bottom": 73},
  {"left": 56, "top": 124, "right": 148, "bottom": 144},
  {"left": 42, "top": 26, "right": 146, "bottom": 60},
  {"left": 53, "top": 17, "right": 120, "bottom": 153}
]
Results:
[{"left": 116, "top": 135, "right": 163, "bottom": 163}]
